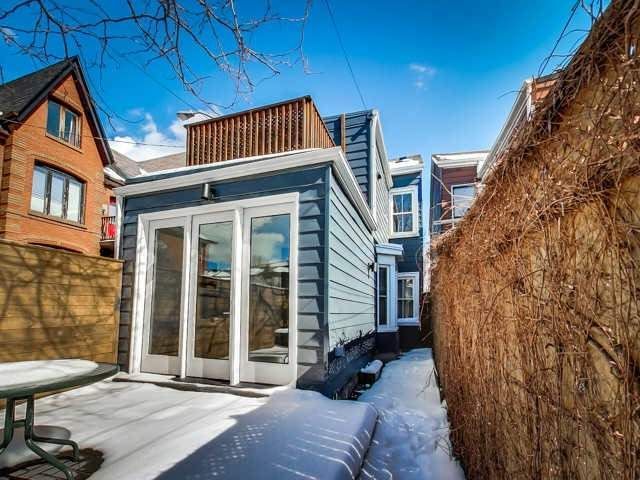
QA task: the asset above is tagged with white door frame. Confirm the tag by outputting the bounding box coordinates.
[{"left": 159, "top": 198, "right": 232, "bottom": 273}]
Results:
[
  {"left": 376, "top": 254, "right": 398, "bottom": 333},
  {"left": 140, "top": 216, "right": 191, "bottom": 375},
  {"left": 129, "top": 192, "right": 299, "bottom": 386},
  {"left": 239, "top": 202, "right": 299, "bottom": 385},
  {"left": 185, "top": 209, "right": 238, "bottom": 382}
]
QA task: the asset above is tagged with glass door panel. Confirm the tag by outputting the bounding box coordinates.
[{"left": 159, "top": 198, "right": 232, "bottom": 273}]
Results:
[
  {"left": 247, "top": 214, "right": 291, "bottom": 364},
  {"left": 141, "top": 218, "right": 188, "bottom": 375},
  {"left": 194, "top": 222, "right": 232, "bottom": 360},
  {"left": 240, "top": 204, "right": 296, "bottom": 386},
  {"left": 186, "top": 212, "right": 236, "bottom": 380}
]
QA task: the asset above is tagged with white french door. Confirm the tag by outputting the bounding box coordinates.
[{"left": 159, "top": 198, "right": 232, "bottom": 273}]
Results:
[
  {"left": 137, "top": 196, "right": 297, "bottom": 386},
  {"left": 239, "top": 204, "right": 297, "bottom": 385},
  {"left": 185, "top": 210, "right": 239, "bottom": 380},
  {"left": 140, "top": 217, "right": 190, "bottom": 375}
]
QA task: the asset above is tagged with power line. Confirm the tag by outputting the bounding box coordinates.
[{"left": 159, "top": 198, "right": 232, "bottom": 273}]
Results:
[
  {"left": 0, "top": 118, "right": 185, "bottom": 148},
  {"left": 322, "top": 0, "right": 367, "bottom": 109},
  {"left": 107, "top": 48, "right": 218, "bottom": 119}
]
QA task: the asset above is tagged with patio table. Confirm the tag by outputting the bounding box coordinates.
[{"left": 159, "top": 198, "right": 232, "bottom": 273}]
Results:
[{"left": 0, "top": 359, "right": 118, "bottom": 479}]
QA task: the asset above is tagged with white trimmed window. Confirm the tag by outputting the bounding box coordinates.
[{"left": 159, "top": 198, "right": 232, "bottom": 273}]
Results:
[
  {"left": 46, "top": 99, "right": 81, "bottom": 147},
  {"left": 30, "top": 164, "right": 85, "bottom": 223},
  {"left": 397, "top": 272, "right": 419, "bottom": 325},
  {"left": 390, "top": 185, "right": 418, "bottom": 237},
  {"left": 451, "top": 183, "right": 476, "bottom": 219}
]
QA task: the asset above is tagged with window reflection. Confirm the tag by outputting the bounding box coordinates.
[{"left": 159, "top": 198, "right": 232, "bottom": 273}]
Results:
[{"left": 248, "top": 214, "right": 290, "bottom": 364}]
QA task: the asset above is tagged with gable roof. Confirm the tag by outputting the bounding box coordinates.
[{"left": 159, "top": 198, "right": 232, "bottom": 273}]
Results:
[{"left": 0, "top": 57, "right": 113, "bottom": 166}]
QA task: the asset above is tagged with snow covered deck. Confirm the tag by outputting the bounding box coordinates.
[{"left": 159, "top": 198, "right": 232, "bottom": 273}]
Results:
[{"left": 0, "top": 381, "right": 377, "bottom": 479}]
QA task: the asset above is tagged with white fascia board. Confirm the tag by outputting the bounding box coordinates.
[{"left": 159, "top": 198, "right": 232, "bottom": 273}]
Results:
[
  {"left": 431, "top": 153, "right": 487, "bottom": 169},
  {"left": 480, "top": 79, "right": 532, "bottom": 180},
  {"left": 372, "top": 111, "right": 393, "bottom": 188},
  {"left": 375, "top": 243, "right": 403, "bottom": 256},
  {"left": 390, "top": 164, "right": 424, "bottom": 176},
  {"left": 114, "top": 147, "right": 377, "bottom": 231}
]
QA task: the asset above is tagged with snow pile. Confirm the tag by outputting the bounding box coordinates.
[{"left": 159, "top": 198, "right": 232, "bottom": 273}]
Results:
[
  {"left": 360, "top": 360, "right": 383, "bottom": 375},
  {"left": 357, "top": 349, "right": 465, "bottom": 480},
  {"left": 2, "top": 381, "right": 377, "bottom": 479}
]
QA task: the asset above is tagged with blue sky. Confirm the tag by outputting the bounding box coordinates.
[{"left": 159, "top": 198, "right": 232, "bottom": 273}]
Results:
[{"left": 0, "top": 1, "right": 596, "bottom": 162}]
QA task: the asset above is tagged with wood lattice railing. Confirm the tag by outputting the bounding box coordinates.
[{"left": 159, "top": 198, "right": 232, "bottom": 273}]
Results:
[{"left": 186, "top": 96, "right": 335, "bottom": 166}]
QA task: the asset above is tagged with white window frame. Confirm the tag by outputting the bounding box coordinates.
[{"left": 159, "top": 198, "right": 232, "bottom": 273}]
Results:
[
  {"left": 389, "top": 185, "right": 419, "bottom": 238},
  {"left": 397, "top": 271, "right": 420, "bottom": 326},
  {"left": 377, "top": 254, "right": 397, "bottom": 333},
  {"left": 451, "top": 183, "right": 477, "bottom": 219}
]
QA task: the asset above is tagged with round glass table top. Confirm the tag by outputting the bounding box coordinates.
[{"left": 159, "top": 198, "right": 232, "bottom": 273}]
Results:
[{"left": 0, "top": 360, "right": 119, "bottom": 399}]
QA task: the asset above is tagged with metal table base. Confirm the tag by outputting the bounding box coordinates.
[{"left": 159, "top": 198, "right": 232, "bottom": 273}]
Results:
[{"left": 1, "top": 396, "right": 80, "bottom": 480}]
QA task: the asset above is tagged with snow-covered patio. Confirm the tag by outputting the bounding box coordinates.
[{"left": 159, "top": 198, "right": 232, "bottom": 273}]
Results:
[
  {"left": 357, "top": 349, "right": 465, "bottom": 480},
  {"left": 1, "top": 380, "right": 376, "bottom": 479}
]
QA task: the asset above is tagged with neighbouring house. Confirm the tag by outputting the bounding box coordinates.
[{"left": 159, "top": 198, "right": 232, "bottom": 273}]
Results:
[
  {"left": 429, "top": 150, "right": 488, "bottom": 236},
  {"left": 479, "top": 73, "right": 558, "bottom": 181},
  {"left": 113, "top": 98, "right": 426, "bottom": 396},
  {"left": 0, "top": 57, "right": 120, "bottom": 257},
  {"left": 429, "top": 74, "right": 558, "bottom": 239}
]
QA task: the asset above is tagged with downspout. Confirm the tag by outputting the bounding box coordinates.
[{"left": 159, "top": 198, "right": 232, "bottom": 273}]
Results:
[{"left": 369, "top": 110, "right": 379, "bottom": 220}]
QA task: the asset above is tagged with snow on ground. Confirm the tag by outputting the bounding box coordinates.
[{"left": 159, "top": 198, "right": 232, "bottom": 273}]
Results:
[
  {"left": 1, "top": 381, "right": 377, "bottom": 479},
  {"left": 357, "top": 349, "right": 465, "bottom": 480}
]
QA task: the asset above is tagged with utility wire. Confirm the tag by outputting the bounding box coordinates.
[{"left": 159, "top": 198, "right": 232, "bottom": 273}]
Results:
[
  {"left": 322, "top": 0, "right": 367, "bottom": 109},
  {"left": 0, "top": 118, "right": 185, "bottom": 148}
]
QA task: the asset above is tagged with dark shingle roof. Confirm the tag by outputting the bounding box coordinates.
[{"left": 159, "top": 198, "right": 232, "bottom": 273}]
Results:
[
  {"left": 0, "top": 57, "right": 113, "bottom": 166},
  {"left": 138, "top": 152, "right": 186, "bottom": 172},
  {"left": 0, "top": 58, "right": 72, "bottom": 121}
]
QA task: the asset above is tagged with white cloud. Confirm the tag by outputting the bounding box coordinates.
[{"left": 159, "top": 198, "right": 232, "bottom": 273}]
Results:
[
  {"left": 109, "top": 112, "right": 186, "bottom": 161},
  {"left": 409, "top": 63, "right": 436, "bottom": 90}
]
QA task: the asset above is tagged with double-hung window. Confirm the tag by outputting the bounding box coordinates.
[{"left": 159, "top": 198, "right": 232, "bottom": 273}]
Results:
[
  {"left": 397, "top": 272, "right": 419, "bottom": 324},
  {"left": 30, "top": 164, "right": 85, "bottom": 223},
  {"left": 46, "top": 99, "right": 81, "bottom": 147},
  {"left": 451, "top": 184, "right": 476, "bottom": 219},
  {"left": 390, "top": 185, "right": 418, "bottom": 237}
]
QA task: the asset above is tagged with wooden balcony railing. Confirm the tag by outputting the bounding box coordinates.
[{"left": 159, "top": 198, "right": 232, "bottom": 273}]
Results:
[
  {"left": 101, "top": 216, "right": 116, "bottom": 241},
  {"left": 186, "top": 96, "right": 335, "bottom": 166}
]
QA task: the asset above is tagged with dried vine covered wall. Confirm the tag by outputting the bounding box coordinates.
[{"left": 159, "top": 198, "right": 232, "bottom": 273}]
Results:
[{"left": 431, "top": 2, "right": 640, "bottom": 478}]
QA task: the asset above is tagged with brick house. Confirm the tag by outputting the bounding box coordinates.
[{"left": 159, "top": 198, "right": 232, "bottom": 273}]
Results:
[{"left": 0, "top": 57, "right": 117, "bottom": 256}]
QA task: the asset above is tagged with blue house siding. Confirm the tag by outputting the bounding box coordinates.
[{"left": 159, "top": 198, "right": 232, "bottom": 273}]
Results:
[
  {"left": 374, "top": 141, "right": 391, "bottom": 244},
  {"left": 327, "top": 171, "right": 376, "bottom": 350},
  {"left": 390, "top": 171, "right": 425, "bottom": 289},
  {"left": 323, "top": 111, "right": 372, "bottom": 206},
  {"left": 118, "top": 166, "right": 330, "bottom": 389}
]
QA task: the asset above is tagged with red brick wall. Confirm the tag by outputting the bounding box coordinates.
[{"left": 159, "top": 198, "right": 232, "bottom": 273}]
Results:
[{"left": 0, "top": 74, "right": 109, "bottom": 255}]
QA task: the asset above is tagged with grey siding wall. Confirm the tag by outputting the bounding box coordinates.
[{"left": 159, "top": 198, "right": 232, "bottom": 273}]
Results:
[
  {"left": 327, "top": 171, "right": 376, "bottom": 350},
  {"left": 390, "top": 171, "right": 425, "bottom": 288},
  {"left": 118, "top": 166, "right": 330, "bottom": 389},
  {"left": 323, "top": 111, "right": 372, "bottom": 206},
  {"left": 374, "top": 141, "right": 391, "bottom": 244}
]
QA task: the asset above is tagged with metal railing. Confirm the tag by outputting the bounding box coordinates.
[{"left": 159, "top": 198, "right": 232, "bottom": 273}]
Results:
[{"left": 101, "top": 216, "right": 116, "bottom": 241}]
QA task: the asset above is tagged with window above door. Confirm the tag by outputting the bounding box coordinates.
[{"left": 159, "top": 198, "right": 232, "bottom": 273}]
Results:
[{"left": 390, "top": 185, "right": 419, "bottom": 238}]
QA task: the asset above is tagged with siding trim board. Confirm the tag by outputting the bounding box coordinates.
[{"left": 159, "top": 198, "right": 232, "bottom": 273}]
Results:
[{"left": 115, "top": 147, "right": 376, "bottom": 231}]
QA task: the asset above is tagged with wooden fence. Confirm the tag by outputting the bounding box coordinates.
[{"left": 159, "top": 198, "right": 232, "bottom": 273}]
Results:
[
  {"left": 186, "top": 96, "right": 335, "bottom": 165},
  {"left": 0, "top": 239, "right": 123, "bottom": 363}
]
